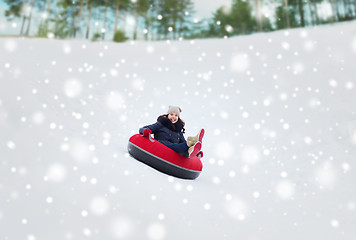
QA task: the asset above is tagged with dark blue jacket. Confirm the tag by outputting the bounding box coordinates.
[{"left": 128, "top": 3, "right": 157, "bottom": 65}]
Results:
[{"left": 139, "top": 116, "right": 186, "bottom": 146}]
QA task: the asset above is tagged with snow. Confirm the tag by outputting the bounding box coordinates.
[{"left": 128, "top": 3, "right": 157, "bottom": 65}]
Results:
[{"left": 1, "top": 21, "right": 356, "bottom": 239}]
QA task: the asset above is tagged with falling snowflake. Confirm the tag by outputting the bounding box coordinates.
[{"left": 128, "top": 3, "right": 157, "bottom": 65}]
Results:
[
  {"left": 69, "top": 139, "right": 93, "bottom": 163},
  {"left": 106, "top": 91, "right": 126, "bottom": 110},
  {"left": 147, "top": 223, "right": 166, "bottom": 240},
  {"left": 4, "top": 39, "right": 17, "bottom": 52},
  {"left": 62, "top": 43, "right": 71, "bottom": 54},
  {"left": 216, "top": 141, "right": 234, "bottom": 158},
  {"left": 46, "top": 163, "right": 67, "bottom": 182},
  {"left": 241, "top": 146, "right": 260, "bottom": 165},
  {"left": 230, "top": 53, "right": 250, "bottom": 73},
  {"left": 90, "top": 196, "right": 110, "bottom": 216},
  {"left": 224, "top": 196, "right": 249, "bottom": 221},
  {"left": 275, "top": 180, "right": 295, "bottom": 199},
  {"left": 110, "top": 216, "right": 134, "bottom": 239},
  {"left": 32, "top": 112, "right": 46, "bottom": 125},
  {"left": 63, "top": 79, "right": 82, "bottom": 98},
  {"left": 7, "top": 141, "right": 16, "bottom": 150},
  {"left": 314, "top": 162, "right": 337, "bottom": 189}
]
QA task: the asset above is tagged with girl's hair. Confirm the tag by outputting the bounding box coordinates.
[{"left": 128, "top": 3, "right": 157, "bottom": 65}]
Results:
[{"left": 158, "top": 114, "right": 185, "bottom": 133}]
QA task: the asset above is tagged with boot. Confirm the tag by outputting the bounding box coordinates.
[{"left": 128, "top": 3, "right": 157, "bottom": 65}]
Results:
[
  {"left": 186, "top": 140, "right": 195, "bottom": 147},
  {"left": 187, "top": 128, "right": 205, "bottom": 144},
  {"left": 188, "top": 141, "right": 202, "bottom": 158}
]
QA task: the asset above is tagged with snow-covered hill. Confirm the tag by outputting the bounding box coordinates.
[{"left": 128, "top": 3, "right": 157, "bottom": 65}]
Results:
[{"left": 1, "top": 21, "right": 356, "bottom": 240}]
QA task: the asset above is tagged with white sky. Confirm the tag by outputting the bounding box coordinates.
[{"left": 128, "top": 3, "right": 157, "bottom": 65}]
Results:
[{"left": 193, "top": 0, "right": 232, "bottom": 19}]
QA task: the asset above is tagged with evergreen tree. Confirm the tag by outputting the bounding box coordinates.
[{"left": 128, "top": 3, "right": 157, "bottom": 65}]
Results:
[
  {"left": 230, "top": 0, "right": 255, "bottom": 34},
  {"left": 152, "top": 0, "right": 194, "bottom": 40},
  {"left": 275, "top": 4, "right": 298, "bottom": 29},
  {"left": 288, "top": 0, "right": 305, "bottom": 27},
  {"left": 4, "top": 0, "right": 25, "bottom": 35},
  {"left": 177, "top": 0, "right": 194, "bottom": 39},
  {"left": 112, "top": 0, "right": 130, "bottom": 38},
  {"left": 156, "top": 0, "right": 174, "bottom": 39},
  {"left": 212, "top": 7, "right": 232, "bottom": 37},
  {"left": 131, "top": 0, "right": 150, "bottom": 40}
]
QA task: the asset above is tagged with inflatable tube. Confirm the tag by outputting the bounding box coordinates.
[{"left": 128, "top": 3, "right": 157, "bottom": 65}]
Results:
[{"left": 128, "top": 134, "right": 203, "bottom": 179}]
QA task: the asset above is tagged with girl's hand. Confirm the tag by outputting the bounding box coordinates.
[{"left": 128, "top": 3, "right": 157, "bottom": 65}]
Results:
[{"left": 143, "top": 129, "right": 152, "bottom": 137}]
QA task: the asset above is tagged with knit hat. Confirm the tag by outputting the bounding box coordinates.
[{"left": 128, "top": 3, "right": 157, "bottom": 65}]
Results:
[{"left": 167, "top": 105, "right": 182, "bottom": 116}]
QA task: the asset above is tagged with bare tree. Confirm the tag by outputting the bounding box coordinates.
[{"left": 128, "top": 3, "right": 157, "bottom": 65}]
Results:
[
  {"left": 25, "top": 0, "right": 35, "bottom": 36},
  {"left": 284, "top": 0, "right": 290, "bottom": 28},
  {"left": 297, "top": 0, "right": 305, "bottom": 26},
  {"left": 75, "top": 0, "right": 84, "bottom": 37},
  {"left": 255, "top": 0, "right": 262, "bottom": 31},
  {"left": 85, "top": 0, "right": 93, "bottom": 39}
]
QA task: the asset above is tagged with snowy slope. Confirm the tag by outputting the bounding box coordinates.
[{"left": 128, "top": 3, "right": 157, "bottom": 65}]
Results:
[{"left": 1, "top": 21, "right": 356, "bottom": 240}]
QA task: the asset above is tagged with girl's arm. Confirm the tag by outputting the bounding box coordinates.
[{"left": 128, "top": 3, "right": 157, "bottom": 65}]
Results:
[{"left": 139, "top": 122, "right": 162, "bottom": 134}]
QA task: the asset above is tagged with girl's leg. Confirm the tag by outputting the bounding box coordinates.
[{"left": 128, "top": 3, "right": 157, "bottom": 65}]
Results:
[
  {"left": 165, "top": 142, "right": 189, "bottom": 157},
  {"left": 187, "top": 129, "right": 205, "bottom": 144}
]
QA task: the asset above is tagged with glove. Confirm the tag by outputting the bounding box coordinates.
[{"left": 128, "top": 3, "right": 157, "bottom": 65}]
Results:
[{"left": 142, "top": 129, "right": 152, "bottom": 137}]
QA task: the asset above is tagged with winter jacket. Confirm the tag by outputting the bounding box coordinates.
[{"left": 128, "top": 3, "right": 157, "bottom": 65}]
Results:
[{"left": 139, "top": 116, "right": 186, "bottom": 146}]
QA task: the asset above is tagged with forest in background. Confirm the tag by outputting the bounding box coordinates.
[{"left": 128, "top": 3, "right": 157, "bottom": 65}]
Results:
[{"left": 3, "top": 0, "right": 356, "bottom": 42}]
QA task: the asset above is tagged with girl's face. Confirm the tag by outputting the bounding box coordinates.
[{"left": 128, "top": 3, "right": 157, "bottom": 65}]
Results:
[{"left": 168, "top": 112, "right": 179, "bottom": 124}]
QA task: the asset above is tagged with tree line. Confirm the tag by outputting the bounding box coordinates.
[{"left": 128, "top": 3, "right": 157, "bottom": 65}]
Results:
[
  {"left": 3, "top": 0, "right": 356, "bottom": 42},
  {"left": 201, "top": 0, "right": 356, "bottom": 38}
]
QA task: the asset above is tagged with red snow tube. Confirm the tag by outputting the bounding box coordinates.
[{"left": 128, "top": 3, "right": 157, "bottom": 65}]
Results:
[{"left": 128, "top": 134, "right": 203, "bottom": 179}]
